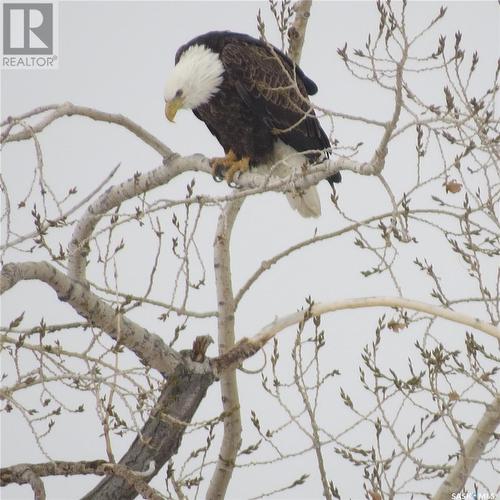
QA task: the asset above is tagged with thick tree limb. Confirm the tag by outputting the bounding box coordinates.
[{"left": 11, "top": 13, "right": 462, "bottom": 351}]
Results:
[
  {"left": 432, "top": 394, "right": 500, "bottom": 499},
  {"left": 0, "top": 261, "right": 182, "bottom": 375},
  {"left": 206, "top": 199, "right": 244, "bottom": 500},
  {"left": 82, "top": 353, "right": 215, "bottom": 500}
]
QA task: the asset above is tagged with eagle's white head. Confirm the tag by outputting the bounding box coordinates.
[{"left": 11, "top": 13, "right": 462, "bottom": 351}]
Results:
[{"left": 164, "top": 44, "right": 224, "bottom": 121}]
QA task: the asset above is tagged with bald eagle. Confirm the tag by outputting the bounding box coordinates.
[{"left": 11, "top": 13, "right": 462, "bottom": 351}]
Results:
[{"left": 164, "top": 31, "right": 340, "bottom": 218}]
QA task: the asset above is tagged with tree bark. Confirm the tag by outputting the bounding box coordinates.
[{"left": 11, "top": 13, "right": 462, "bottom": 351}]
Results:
[{"left": 82, "top": 354, "right": 214, "bottom": 500}]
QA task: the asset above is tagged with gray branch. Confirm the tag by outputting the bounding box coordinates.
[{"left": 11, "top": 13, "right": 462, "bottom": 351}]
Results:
[{"left": 82, "top": 355, "right": 215, "bottom": 500}]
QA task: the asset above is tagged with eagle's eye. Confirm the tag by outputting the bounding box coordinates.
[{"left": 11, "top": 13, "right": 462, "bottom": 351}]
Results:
[{"left": 175, "top": 89, "right": 183, "bottom": 98}]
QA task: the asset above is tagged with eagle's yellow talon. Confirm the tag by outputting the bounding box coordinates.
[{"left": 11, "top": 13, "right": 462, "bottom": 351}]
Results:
[
  {"left": 224, "top": 157, "right": 250, "bottom": 184},
  {"left": 210, "top": 150, "right": 238, "bottom": 181},
  {"left": 209, "top": 150, "right": 250, "bottom": 185}
]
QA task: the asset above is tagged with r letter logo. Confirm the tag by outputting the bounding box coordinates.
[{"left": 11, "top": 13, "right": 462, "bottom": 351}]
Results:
[{"left": 2, "top": 3, "right": 58, "bottom": 69}]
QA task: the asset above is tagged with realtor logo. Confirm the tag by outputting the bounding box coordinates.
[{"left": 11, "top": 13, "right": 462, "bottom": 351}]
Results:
[{"left": 2, "top": 3, "right": 58, "bottom": 69}]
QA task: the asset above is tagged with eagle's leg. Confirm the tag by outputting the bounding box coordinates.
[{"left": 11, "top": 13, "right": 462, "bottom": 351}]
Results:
[
  {"left": 224, "top": 157, "right": 250, "bottom": 185},
  {"left": 209, "top": 150, "right": 238, "bottom": 182}
]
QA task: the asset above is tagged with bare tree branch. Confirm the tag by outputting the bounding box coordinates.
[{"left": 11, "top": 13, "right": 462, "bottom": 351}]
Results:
[
  {"left": 1, "top": 461, "right": 107, "bottom": 485},
  {"left": 214, "top": 296, "right": 500, "bottom": 374},
  {"left": 1, "top": 460, "right": 163, "bottom": 500},
  {"left": 1, "top": 102, "right": 170, "bottom": 158}
]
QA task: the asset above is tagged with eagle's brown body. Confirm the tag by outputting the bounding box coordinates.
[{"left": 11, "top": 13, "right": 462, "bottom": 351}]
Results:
[{"left": 175, "top": 31, "right": 340, "bottom": 185}]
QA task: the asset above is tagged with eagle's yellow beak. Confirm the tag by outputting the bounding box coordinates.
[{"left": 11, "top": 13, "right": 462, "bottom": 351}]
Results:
[{"left": 165, "top": 96, "right": 184, "bottom": 123}]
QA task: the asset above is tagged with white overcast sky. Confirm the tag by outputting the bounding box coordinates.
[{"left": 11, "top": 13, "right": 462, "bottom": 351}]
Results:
[{"left": 2, "top": 1, "right": 499, "bottom": 499}]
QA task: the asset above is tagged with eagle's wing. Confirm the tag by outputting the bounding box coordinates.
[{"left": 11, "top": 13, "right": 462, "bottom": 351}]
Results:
[{"left": 220, "top": 39, "right": 331, "bottom": 158}]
